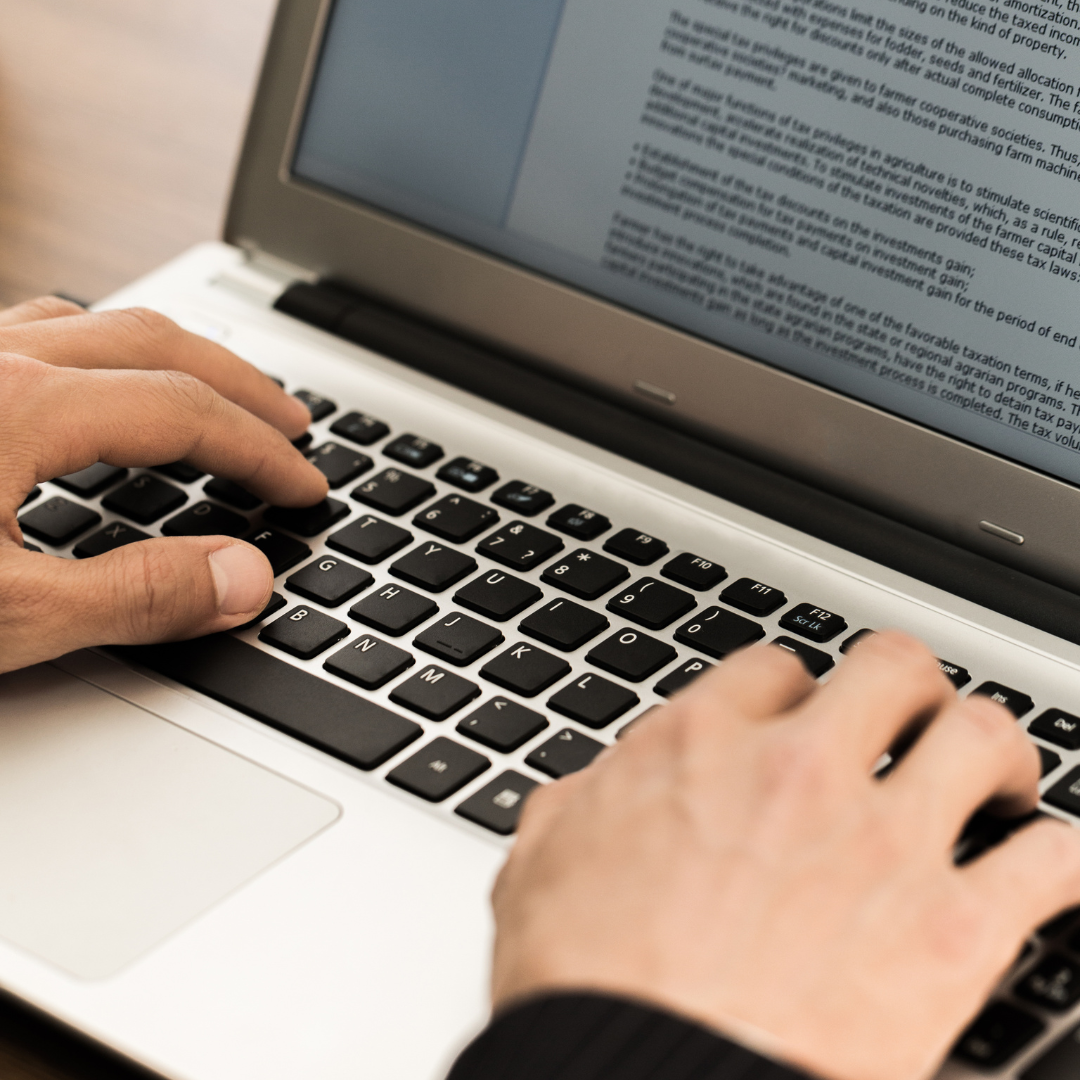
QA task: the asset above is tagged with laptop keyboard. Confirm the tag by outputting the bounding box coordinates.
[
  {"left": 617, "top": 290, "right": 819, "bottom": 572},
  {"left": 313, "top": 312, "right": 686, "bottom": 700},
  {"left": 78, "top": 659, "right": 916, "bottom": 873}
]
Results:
[{"left": 19, "top": 380, "right": 1080, "bottom": 1076}]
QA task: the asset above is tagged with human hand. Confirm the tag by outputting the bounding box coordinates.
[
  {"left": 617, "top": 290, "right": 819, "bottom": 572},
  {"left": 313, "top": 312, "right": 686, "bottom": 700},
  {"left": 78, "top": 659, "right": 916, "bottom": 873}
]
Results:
[
  {"left": 0, "top": 297, "right": 329, "bottom": 673},
  {"left": 491, "top": 632, "right": 1080, "bottom": 1080}
]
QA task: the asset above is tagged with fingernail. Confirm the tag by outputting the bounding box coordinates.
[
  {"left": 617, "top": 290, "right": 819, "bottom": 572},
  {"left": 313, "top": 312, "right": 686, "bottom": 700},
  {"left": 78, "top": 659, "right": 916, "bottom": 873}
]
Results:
[{"left": 210, "top": 545, "right": 271, "bottom": 616}]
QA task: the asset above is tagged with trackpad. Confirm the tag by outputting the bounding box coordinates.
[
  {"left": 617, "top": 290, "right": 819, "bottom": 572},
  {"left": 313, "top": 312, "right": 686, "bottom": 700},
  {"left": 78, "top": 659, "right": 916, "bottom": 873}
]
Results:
[{"left": 0, "top": 665, "right": 339, "bottom": 979}]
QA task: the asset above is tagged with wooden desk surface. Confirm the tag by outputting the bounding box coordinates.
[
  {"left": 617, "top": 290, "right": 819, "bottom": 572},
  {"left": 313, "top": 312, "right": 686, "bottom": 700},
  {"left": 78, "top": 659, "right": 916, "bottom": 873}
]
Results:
[{"left": 0, "top": 1, "right": 275, "bottom": 1075}]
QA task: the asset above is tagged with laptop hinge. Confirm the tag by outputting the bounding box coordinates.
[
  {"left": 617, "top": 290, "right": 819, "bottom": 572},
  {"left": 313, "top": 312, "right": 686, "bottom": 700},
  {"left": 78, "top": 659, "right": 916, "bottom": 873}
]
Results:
[{"left": 213, "top": 249, "right": 315, "bottom": 307}]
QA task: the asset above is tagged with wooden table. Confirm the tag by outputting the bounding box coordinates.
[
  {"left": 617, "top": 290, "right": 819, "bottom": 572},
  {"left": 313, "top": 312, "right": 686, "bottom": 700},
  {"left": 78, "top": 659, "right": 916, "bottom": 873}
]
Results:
[{"left": 0, "top": 1, "right": 275, "bottom": 1075}]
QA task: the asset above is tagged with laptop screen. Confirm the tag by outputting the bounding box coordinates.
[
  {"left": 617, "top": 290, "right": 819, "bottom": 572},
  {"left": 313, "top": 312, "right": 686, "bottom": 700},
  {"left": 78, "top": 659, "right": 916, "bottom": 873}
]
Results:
[{"left": 293, "top": 0, "right": 1080, "bottom": 488}]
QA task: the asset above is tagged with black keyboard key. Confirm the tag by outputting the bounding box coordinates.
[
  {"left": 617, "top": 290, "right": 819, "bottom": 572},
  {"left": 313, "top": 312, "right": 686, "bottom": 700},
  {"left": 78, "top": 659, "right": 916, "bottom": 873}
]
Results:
[
  {"left": 415, "top": 612, "right": 504, "bottom": 666},
  {"left": 383, "top": 434, "right": 443, "bottom": 468},
  {"left": 286, "top": 556, "right": 373, "bottom": 607},
  {"left": 541, "top": 549, "right": 629, "bottom": 601},
  {"left": 153, "top": 461, "right": 205, "bottom": 484},
  {"left": 244, "top": 527, "right": 311, "bottom": 576},
  {"left": 1021, "top": 1021, "right": 1080, "bottom": 1080},
  {"left": 264, "top": 498, "right": 349, "bottom": 537},
  {"left": 22, "top": 542, "right": 42, "bottom": 553},
  {"left": 436, "top": 457, "right": 499, "bottom": 493},
  {"left": 162, "top": 502, "right": 249, "bottom": 538},
  {"left": 548, "top": 504, "right": 611, "bottom": 540},
  {"left": 972, "top": 681, "right": 1035, "bottom": 718},
  {"left": 324, "top": 633, "right": 414, "bottom": 690},
  {"left": 1041, "top": 747, "right": 1063, "bottom": 779},
  {"left": 456, "top": 771, "right": 539, "bottom": 835},
  {"left": 122, "top": 635, "right": 421, "bottom": 770},
  {"left": 259, "top": 606, "right": 349, "bottom": 660},
  {"left": 1017, "top": 954, "right": 1080, "bottom": 1011},
  {"left": 661, "top": 552, "right": 727, "bottom": 590},
  {"left": 21, "top": 487, "right": 41, "bottom": 508},
  {"left": 772, "top": 637, "right": 835, "bottom": 678},
  {"left": 603, "top": 528, "right": 669, "bottom": 565},
  {"left": 1044, "top": 766, "right": 1080, "bottom": 818},
  {"left": 353, "top": 469, "right": 435, "bottom": 515},
  {"left": 457, "top": 699, "right": 549, "bottom": 753},
  {"left": 674, "top": 607, "right": 765, "bottom": 659},
  {"left": 548, "top": 673, "right": 639, "bottom": 729},
  {"left": 587, "top": 630, "right": 677, "bottom": 682},
  {"left": 391, "top": 542, "right": 477, "bottom": 592},
  {"left": 387, "top": 737, "right": 489, "bottom": 802},
  {"left": 938, "top": 659, "right": 971, "bottom": 688},
  {"left": 390, "top": 665, "right": 480, "bottom": 720},
  {"left": 1040, "top": 907, "right": 1080, "bottom": 940},
  {"left": 1032, "top": 710, "right": 1080, "bottom": 751},
  {"left": 481, "top": 642, "right": 572, "bottom": 697},
  {"left": 350, "top": 584, "right": 438, "bottom": 636},
  {"left": 73, "top": 521, "right": 152, "bottom": 558},
  {"left": 204, "top": 476, "right": 262, "bottom": 511},
  {"left": 840, "top": 628, "right": 875, "bottom": 655},
  {"left": 655, "top": 658, "right": 713, "bottom": 698},
  {"left": 526, "top": 729, "right": 605, "bottom": 778},
  {"left": 19, "top": 497, "right": 102, "bottom": 545},
  {"left": 327, "top": 514, "right": 412, "bottom": 564},
  {"left": 294, "top": 389, "right": 336, "bottom": 421},
  {"left": 330, "top": 411, "right": 390, "bottom": 446},
  {"left": 292, "top": 432, "right": 314, "bottom": 451},
  {"left": 491, "top": 481, "right": 554, "bottom": 517},
  {"left": 102, "top": 475, "right": 187, "bottom": 525},
  {"left": 53, "top": 463, "right": 128, "bottom": 497},
  {"left": 606, "top": 577, "right": 696, "bottom": 630},
  {"left": 952, "top": 1001, "right": 1044, "bottom": 1070},
  {"left": 414, "top": 494, "right": 498, "bottom": 543},
  {"left": 478, "top": 521, "right": 563, "bottom": 570},
  {"left": 779, "top": 603, "right": 847, "bottom": 644},
  {"left": 455, "top": 571, "right": 542, "bottom": 621},
  {"left": 721, "top": 578, "right": 787, "bottom": 617},
  {"left": 308, "top": 442, "right": 373, "bottom": 488},
  {"left": 520, "top": 598, "right": 609, "bottom": 651},
  {"left": 236, "top": 592, "right": 288, "bottom": 630}
]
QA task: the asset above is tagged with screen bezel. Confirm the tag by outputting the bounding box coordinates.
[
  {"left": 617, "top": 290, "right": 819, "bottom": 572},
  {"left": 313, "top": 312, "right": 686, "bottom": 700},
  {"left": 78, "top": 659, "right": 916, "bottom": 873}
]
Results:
[{"left": 226, "top": 0, "right": 1080, "bottom": 594}]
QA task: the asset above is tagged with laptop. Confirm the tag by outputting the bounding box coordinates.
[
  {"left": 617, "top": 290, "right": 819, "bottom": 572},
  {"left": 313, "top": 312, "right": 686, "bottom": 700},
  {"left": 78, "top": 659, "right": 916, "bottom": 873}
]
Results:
[{"left": 5, "top": 0, "right": 1080, "bottom": 1076}]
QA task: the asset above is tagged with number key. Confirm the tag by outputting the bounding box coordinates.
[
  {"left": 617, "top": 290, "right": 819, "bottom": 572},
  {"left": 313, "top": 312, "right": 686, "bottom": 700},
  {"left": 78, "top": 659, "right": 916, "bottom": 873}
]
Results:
[
  {"left": 414, "top": 494, "right": 498, "bottom": 543},
  {"left": 606, "top": 578, "right": 696, "bottom": 630},
  {"left": 477, "top": 521, "right": 563, "bottom": 570},
  {"left": 541, "top": 549, "right": 629, "bottom": 601}
]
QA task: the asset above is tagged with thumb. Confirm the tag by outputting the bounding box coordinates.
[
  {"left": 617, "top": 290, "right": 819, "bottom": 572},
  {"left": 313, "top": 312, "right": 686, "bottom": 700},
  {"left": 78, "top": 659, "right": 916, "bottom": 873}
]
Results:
[{"left": 0, "top": 538, "right": 273, "bottom": 672}]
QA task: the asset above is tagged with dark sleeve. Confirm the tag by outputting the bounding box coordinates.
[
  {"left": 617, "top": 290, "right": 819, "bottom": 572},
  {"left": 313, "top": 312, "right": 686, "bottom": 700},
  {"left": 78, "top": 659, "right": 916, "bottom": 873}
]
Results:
[{"left": 445, "top": 992, "right": 818, "bottom": 1080}]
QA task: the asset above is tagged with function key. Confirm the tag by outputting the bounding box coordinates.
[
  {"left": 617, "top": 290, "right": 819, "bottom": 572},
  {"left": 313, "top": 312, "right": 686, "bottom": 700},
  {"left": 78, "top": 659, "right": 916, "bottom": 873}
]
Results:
[
  {"left": 53, "top": 463, "right": 128, "bottom": 498},
  {"left": 383, "top": 434, "right": 443, "bottom": 469},
  {"left": 478, "top": 521, "right": 563, "bottom": 570},
  {"left": 391, "top": 542, "right": 477, "bottom": 592},
  {"left": 21, "top": 488, "right": 42, "bottom": 508},
  {"left": 293, "top": 389, "right": 336, "bottom": 421},
  {"left": 603, "top": 528, "right": 669, "bottom": 565},
  {"left": 520, "top": 598, "right": 609, "bottom": 651},
  {"left": 324, "top": 634, "right": 414, "bottom": 690},
  {"left": 481, "top": 642, "right": 571, "bottom": 698},
  {"left": 286, "top": 556, "right": 373, "bottom": 607},
  {"left": 720, "top": 578, "right": 787, "bottom": 617},
  {"left": 1031, "top": 709, "right": 1080, "bottom": 751},
  {"left": 162, "top": 502, "right": 248, "bottom": 538},
  {"left": 606, "top": 578, "right": 696, "bottom": 631},
  {"left": 103, "top": 475, "right": 187, "bottom": 525},
  {"left": 937, "top": 659, "right": 971, "bottom": 689},
  {"left": 153, "top": 461, "right": 205, "bottom": 484},
  {"left": 548, "top": 672, "right": 639, "bottom": 729},
  {"left": 19, "top": 497, "right": 101, "bottom": 546},
  {"left": 259, "top": 606, "right": 349, "bottom": 661},
  {"left": 455, "top": 771, "right": 540, "bottom": 835},
  {"left": 414, "top": 494, "right": 498, "bottom": 543},
  {"left": 457, "top": 699, "right": 549, "bottom": 753},
  {"left": 971, "top": 682, "right": 1034, "bottom": 718},
  {"left": 386, "top": 737, "right": 490, "bottom": 802},
  {"left": 350, "top": 583, "right": 438, "bottom": 636},
  {"left": 525, "top": 729, "right": 605, "bottom": 778},
  {"left": 655, "top": 658, "right": 713, "bottom": 698},
  {"left": 541, "top": 549, "right": 629, "bottom": 601},
  {"left": 1016, "top": 953, "right": 1080, "bottom": 1011},
  {"left": 73, "top": 522, "right": 152, "bottom": 559},
  {"left": 952, "top": 1001, "right": 1044, "bottom": 1070},
  {"left": 243, "top": 527, "right": 311, "bottom": 576},
  {"left": 491, "top": 481, "right": 554, "bottom": 517},
  {"left": 587, "top": 630, "right": 676, "bottom": 682},
  {"left": 264, "top": 498, "right": 349, "bottom": 537},
  {"left": 414, "top": 613, "right": 504, "bottom": 667},
  {"left": 328, "top": 514, "right": 412, "bottom": 564},
  {"left": 454, "top": 570, "right": 543, "bottom": 622},
  {"left": 840, "top": 628, "right": 874, "bottom": 654},
  {"left": 308, "top": 442, "right": 373, "bottom": 488},
  {"left": 390, "top": 665, "right": 480, "bottom": 721},
  {"left": 330, "top": 411, "right": 390, "bottom": 446},
  {"left": 204, "top": 477, "right": 262, "bottom": 511},
  {"left": 661, "top": 552, "right": 726, "bottom": 590},
  {"left": 436, "top": 457, "right": 499, "bottom": 493},
  {"left": 353, "top": 469, "right": 435, "bottom": 516},
  {"left": 772, "top": 637, "right": 834, "bottom": 678},
  {"left": 674, "top": 607, "right": 764, "bottom": 659},
  {"left": 547, "top": 504, "right": 611, "bottom": 541},
  {"left": 1043, "top": 766, "right": 1080, "bottom": 818},
  {"left": 778, "top": 603, "right": 847, "bottom": 644}
]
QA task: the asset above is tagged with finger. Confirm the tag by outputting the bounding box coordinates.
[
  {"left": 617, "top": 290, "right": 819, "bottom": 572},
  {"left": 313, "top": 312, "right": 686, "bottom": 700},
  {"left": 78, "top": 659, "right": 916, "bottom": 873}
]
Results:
[
  {"left": 0, "top": 306, "right": 311, "bottom": 437},
  {"left": 793, "top": 631, "right": 954, "bottom": 770},
  {"left": 884, "top": 694, "right": 1040, "bottom": 848},
  {"left": 0, "top": 539, "right": 272, "bottom": 673},
  {"left": 3, "top": 357, "right": 327, "bottom": 508},
  {"left": 0, "top": 296, "right": 85, "bottom": 327}
]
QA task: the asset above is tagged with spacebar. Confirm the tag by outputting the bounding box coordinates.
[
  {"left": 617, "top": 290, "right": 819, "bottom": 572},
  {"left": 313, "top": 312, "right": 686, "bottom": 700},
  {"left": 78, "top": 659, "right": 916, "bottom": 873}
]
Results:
[{"left": 117, "top": 636, "right": 423, "bottom": 770}]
